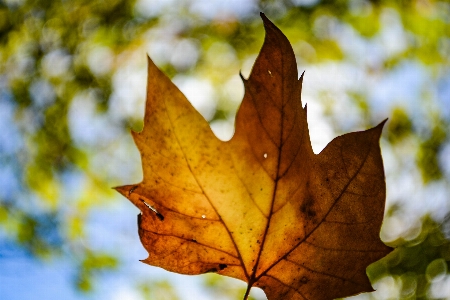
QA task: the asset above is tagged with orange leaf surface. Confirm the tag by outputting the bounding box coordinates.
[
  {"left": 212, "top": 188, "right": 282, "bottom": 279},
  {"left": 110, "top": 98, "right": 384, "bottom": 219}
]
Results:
[{"left": 116, "top": 14, "right": 392, "bottom": 300}]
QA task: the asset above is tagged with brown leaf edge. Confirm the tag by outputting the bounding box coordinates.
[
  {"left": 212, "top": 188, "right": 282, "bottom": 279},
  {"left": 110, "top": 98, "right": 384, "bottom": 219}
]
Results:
[{"left": 114, "top": 12, "right": 393, "bottom": 300}]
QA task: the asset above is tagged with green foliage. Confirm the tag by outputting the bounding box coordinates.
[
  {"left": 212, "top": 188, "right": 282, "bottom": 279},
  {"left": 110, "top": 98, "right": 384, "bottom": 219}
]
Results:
[
  {"left": 367, "top": 216, "right": 450, "bottom": 299},
  {"left": 417, "top": 123, "right": 447, "bottom": 183},
  {"left": 137, "top": 280, "right": 180, "bottom": 300},
  {"left": 76, "top": 250, "right": 118, "bottom": 292},
  {"left": 387, "top": 107, "right": 413, "bottom": 143}
]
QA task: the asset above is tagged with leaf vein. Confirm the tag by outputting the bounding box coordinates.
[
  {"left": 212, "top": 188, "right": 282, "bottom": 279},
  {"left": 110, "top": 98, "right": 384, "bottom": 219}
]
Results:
[
  {"left": 140, "top": 228, "right": 239, "bottom": 258},
  {"left": 265, "top": 274, "right": 309, "bottom": 300},
  {"left": 303, "top": 240, "right": 387, "bottom": 253},
  {"left": 162, "top": 98, "right": 249, "bottom": 279},
  {"left": 285, "top": 258, "right": 366, "bottom": 287}
]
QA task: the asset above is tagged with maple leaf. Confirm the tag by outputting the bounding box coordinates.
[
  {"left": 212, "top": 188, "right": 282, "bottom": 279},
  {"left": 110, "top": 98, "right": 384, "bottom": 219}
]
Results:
[{"left": 115, "top": 13, "right": 392, "bottom": 300}]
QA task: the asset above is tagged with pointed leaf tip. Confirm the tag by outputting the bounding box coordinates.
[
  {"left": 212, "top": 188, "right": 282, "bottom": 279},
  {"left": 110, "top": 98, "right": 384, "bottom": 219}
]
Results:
[
  {"left": 260, "top": 12, "right": 268, "bottom": 22},
  {"left": 114, "top": 185, "right": 134, "bottom": 197},
  {"left": 117, "top": 13, "right": 390, "bottom": 300},
  {"left": 260, "top": 13, "right": 281, "bottom": 34},
  {"left": 372, "top": 118, "right": 388, "bottom": 139},
  {"left": 239, "top": 70, "right": 247, "bottom": 81}
]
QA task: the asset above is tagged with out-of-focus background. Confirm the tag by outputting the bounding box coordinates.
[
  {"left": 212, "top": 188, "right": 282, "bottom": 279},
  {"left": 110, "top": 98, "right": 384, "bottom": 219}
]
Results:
[{"left": 0, "top": 0, "right": 449, "bottom": 299}]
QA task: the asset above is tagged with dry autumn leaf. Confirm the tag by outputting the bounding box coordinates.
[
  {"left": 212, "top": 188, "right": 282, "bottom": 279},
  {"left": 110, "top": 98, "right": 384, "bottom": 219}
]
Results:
[{"left": 116, "top": 13, "right": 392, "bottom": 300}]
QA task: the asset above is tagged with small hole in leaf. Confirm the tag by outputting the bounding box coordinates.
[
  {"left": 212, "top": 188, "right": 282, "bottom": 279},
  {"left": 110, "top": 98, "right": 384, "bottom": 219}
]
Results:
[
  {"left": 129, "top": 185, "right": 138, "bottom": 196},
  {"left": 202, "top": 215, "right": 206, "bottom": 219},
  {"left": 263, "top": 153, "right": 268, "bottom": 158}
]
